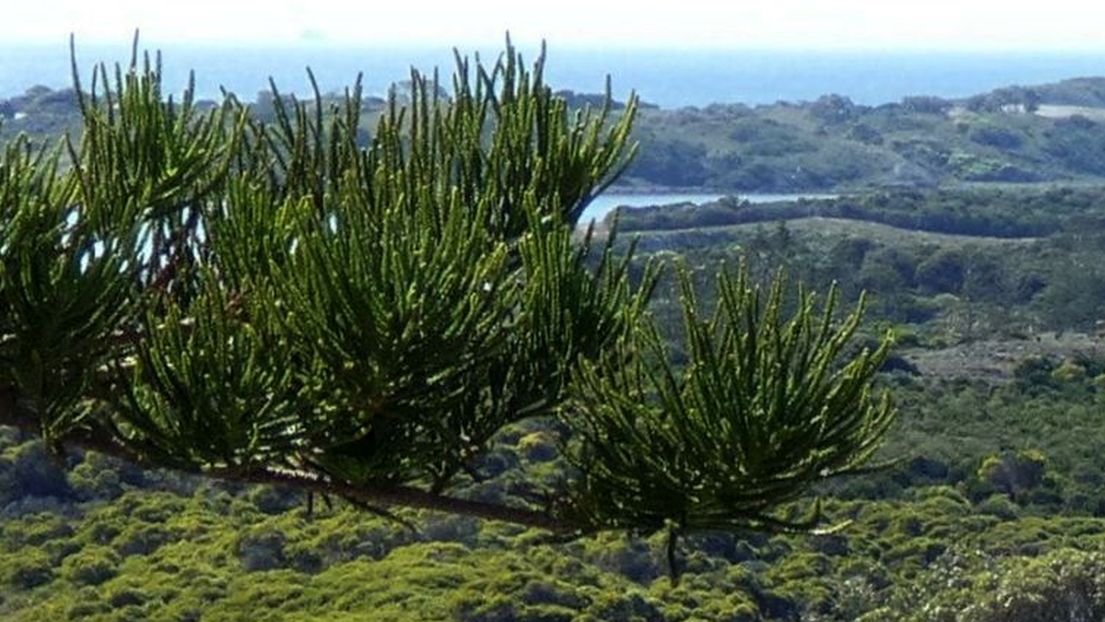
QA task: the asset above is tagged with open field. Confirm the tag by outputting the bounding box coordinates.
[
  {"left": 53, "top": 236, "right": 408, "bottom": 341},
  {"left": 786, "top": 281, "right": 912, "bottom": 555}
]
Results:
[
  {"left": 902, "top": 331, "right": 1105, "bottom": 383},
  {"left": 622, "top": 216, "right": 1042, "bottom": 253},
  {"left": 1035, "top": 104, "right": 1105, "bottom": 120}
]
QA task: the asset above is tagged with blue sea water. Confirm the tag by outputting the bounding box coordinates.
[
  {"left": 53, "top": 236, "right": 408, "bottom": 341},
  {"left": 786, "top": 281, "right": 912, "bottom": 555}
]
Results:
[
  {"left": 579, "top": 193, "right": 725, "bottom": 227},
  {"left": 3, "top": 44, "right": 1105, "bottom": 108},
  {"left": 577, "top": 192, "right": 837, "bottom": 226}
]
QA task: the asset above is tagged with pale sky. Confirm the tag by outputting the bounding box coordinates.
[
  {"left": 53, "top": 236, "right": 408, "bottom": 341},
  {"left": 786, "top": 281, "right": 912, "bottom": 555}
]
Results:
[{"left": 3, "top": 0, "right": 1105, "bottom": 51}]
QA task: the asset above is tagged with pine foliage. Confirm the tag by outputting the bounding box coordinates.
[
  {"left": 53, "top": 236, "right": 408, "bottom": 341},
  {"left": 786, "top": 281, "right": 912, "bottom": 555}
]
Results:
[{"left": 0, "top": 38, "right": 895, "bottom": 538}]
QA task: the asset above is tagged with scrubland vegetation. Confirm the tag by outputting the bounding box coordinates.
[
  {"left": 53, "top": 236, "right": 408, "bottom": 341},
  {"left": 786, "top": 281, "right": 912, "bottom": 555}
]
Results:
[{"left": 4, "top": 45, "right": 1105, "bottom": 621}]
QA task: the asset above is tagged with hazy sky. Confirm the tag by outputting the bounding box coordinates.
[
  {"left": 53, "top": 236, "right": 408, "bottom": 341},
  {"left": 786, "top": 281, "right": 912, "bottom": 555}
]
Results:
[{"left": 3, "top": 1, "right": 1105, "bottom": 51}]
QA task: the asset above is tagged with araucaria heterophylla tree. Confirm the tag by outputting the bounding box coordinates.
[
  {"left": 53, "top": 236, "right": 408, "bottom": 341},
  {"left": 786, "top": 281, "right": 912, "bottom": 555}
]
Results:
[{"left": 0, "top": 37, "right": 896, "bottom": 577}]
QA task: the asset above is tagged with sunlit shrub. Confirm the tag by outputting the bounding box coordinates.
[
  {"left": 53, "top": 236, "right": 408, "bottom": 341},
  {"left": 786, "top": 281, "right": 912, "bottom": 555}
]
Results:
[
  {"left": 60, "top": 545, "right": 119, "bottom": 585},
  {"left": 1, "top": 547, "right": 54, "bottom": 589}
]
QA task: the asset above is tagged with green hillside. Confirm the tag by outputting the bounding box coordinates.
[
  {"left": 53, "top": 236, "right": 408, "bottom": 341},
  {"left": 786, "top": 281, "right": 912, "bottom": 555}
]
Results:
[
  {"left": 11, "top": 76, "right": 1105, "bottom": 194},
  {"left": 624, "top": 77, "right": 1105, "bottom": 191}
]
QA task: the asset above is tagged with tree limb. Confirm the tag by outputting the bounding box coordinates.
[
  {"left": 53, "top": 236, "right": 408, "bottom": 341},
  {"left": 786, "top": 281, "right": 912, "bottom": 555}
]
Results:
[{"left": 0, "top": 387, "right": 577, "bottom": 534}]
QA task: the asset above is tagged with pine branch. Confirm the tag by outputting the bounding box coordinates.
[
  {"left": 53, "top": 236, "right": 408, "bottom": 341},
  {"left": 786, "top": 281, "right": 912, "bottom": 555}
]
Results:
[
  {"left": 0, "top": 39, "right": 895, "bottom": 543},
  {"left": 0, "top": 387, "right": 578, "bottom": 533}
]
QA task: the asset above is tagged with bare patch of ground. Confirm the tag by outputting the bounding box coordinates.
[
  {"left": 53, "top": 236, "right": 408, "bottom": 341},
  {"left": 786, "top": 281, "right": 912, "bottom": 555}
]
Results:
[
  {"left": 1035, "top": 105, "right": 1105, "bottom": 121},
  {"left": 901, "top": 332, "right": 1105, "bottom": 382}
]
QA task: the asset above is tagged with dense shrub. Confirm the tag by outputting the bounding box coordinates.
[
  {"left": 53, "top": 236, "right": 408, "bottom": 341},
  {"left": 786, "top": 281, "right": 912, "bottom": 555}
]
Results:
[{"left": 60, "top": 546, "right": 119, "bottom": 586}]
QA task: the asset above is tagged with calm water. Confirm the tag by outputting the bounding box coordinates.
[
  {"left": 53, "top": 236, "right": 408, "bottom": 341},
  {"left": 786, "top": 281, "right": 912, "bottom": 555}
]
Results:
[
  {"left": 577, "top": 192, "right": 837, "bottom": 227},
  {"left": 3, "top": 44, "right": 1105, "bottom": 107}
]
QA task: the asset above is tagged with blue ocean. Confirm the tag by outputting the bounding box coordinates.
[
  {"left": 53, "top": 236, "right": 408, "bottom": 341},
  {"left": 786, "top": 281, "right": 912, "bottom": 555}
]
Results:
[{"left": 2, "top": 44, "right": 1105, "bottom": 108}]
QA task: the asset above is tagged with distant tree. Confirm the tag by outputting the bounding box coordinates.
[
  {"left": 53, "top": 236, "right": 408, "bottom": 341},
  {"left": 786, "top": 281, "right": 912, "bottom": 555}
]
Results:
[
  {"left": 848, "top": 123, "right": 884, "bottom": 145},
  {"left": 917, "top": 249, "right": 966, "bottom": 294},
  {"left": 968, "top": 125, "right": 1024, "bottom": 150},
  {"left": 553, "top": 89, "right": 631, "bottom": 110},
  {"left": 628, "top": 136, "right": 710, "bottom": 186},
  {"left": 965, "top": 86, "right": 1042, "bottom": 114},
  {"left": 809, "top": 93, "right": 858, "bottom": 124},
  {"left": 900, "top": 96, "right": 952, "bottom": 115},
  {"left": 0, "top": 39, "right": 895, "bottom": 574}
]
